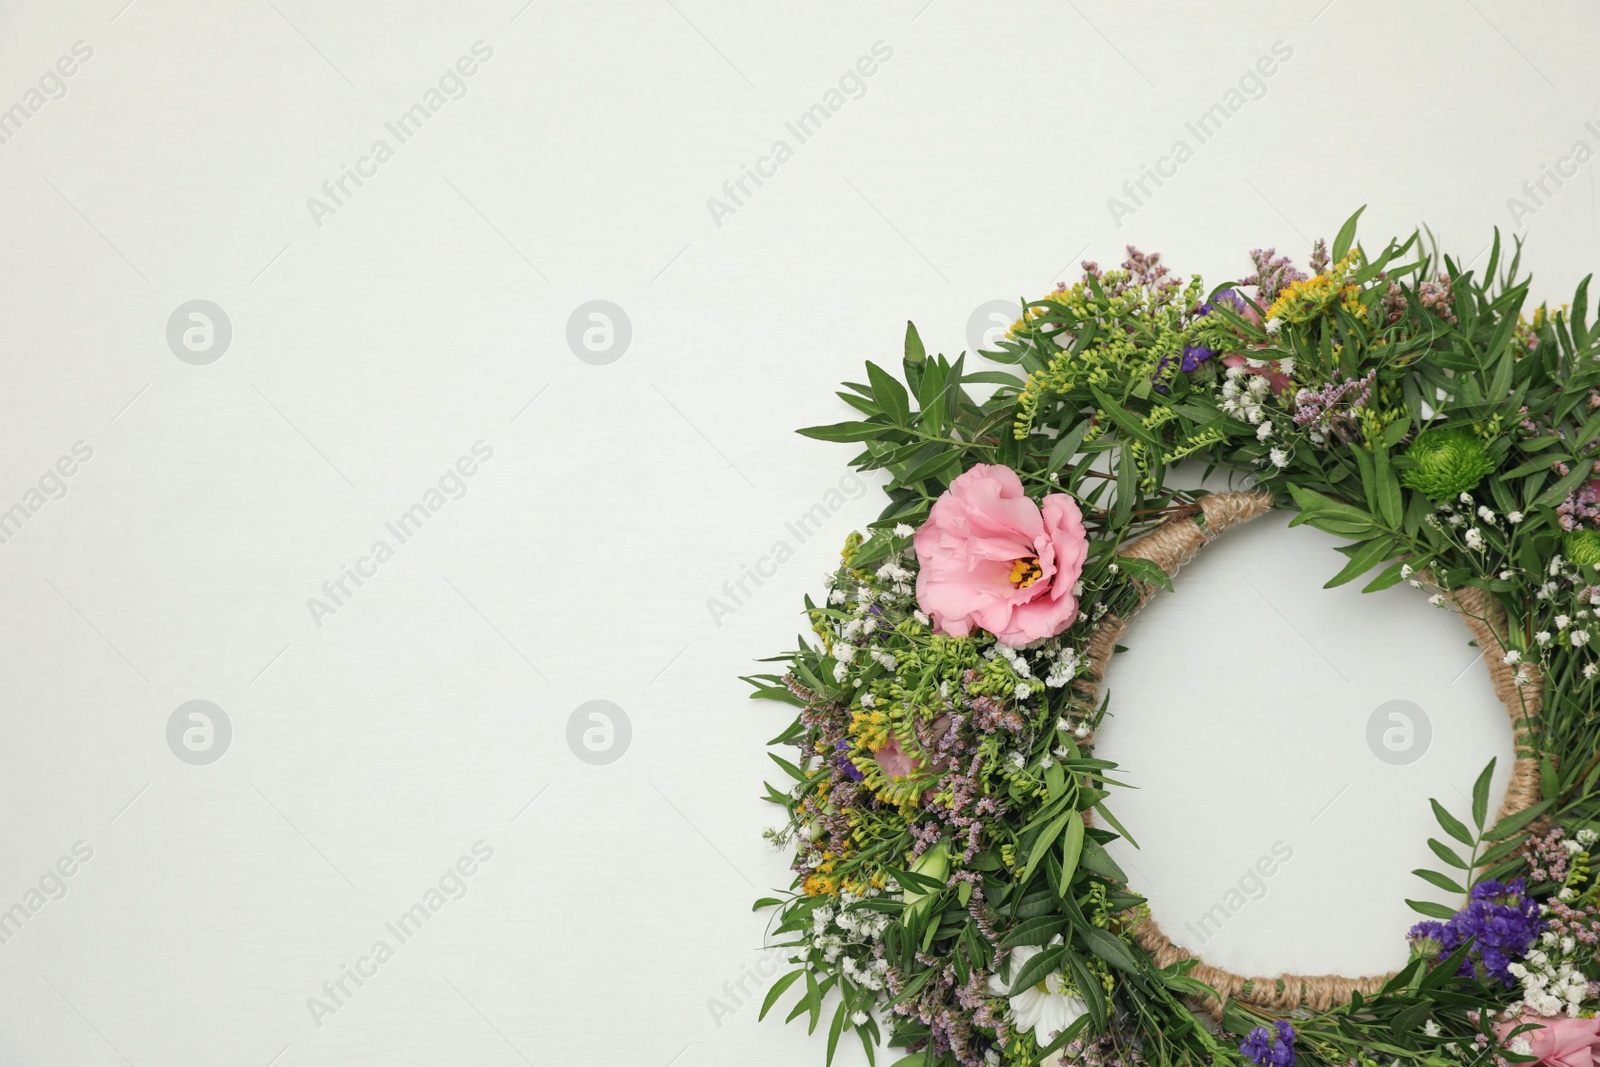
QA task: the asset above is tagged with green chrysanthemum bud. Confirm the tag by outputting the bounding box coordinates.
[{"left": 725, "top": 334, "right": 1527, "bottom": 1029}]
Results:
[
  {"left": 1400, "top": 428, "right": 1495, "bottom": 502},
  {"left": 1566, "top": 530, "right": 1600, "bottom": 570}
]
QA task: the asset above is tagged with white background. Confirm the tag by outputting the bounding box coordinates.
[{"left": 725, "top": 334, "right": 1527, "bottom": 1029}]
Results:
[{"left": 0, "top": 0, "right": 1592, "bottom": 1063}]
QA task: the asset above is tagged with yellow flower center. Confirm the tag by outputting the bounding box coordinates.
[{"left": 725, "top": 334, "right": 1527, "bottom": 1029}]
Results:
[{"left": 1008, "top": 557, "right": 1043, "bottom": 588}]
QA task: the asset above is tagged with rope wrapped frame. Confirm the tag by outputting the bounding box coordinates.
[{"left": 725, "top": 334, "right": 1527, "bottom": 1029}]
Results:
[{"left": 1072, "top": 489, "right": 1543, "bottom": 1016}]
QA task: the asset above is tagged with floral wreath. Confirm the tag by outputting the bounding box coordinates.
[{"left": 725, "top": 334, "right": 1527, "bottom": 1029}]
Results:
[{"left": 750, "top": 211, "right": 1600, "bottom": 1067}]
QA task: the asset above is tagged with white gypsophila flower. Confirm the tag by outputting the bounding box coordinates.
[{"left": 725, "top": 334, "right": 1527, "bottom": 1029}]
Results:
[
  {"left": 1279, "top": 357, "right": 1296, "bottom": 376},
  {"left": 1503, "top": 650, "right": 1522, "bottom": 665},
  {"left": 1557, "top": 615, "right": 1572, "bottom": 629},
  {"left": 1479, "top": 506, "right": 1496, "bottom": 523},
  {"left": 894, "top": 523, "right": 914, "bottom": 538},
  {"left": 1460, "top": 492, "right": 1473, "bottom": 504},
  {"left": 1008, "top": 752, "right": 1026, "bottom": 769},
  {"left": 1269, "top": 447, "right": 1289, "bottom": 468},
  {"left": 1074, "top": 724, "right": 1090, "bottom": 738},
  {"left": 1014, "top": 683, "right": 1032, "bottom": 701},
  {"left": 1401, "top": 564, "right": 1414, "bottom": 579},
  {"left": 1465, "top": 528, "right": 1485, "bottom": 550},
  {"left": 1501, "top": 570, "right": 1514, "bottom": 580},
  {"left": 1429, "top": 594, "right": 1446, "bottom": 607},
  {"left": 1587, "top": 663, "right": 1598, "bottom": 679},
  {"left": 1579, "top": 828, "right": 1598, "bottom": 846},
  {"left": 1509, "top": 510, "right": 1525, "bottom": 523},
  {"left": 1552, "top": 556, "right": 1567, "bottom": 576},
  {"left": 1536, "top": 631, "right": 1553, "bottom": 645},
  {"left": 1515, "top": 668, "right": 1531, "bottom": 687},
  {"left": 1257, "top": 422, "right": 1273, "bottom": 441},
  {"left": 1408, "top": 579, "right": 1423, "bottom": 588}
]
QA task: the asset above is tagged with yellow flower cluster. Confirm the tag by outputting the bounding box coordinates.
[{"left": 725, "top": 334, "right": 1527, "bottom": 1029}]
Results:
[{"left": 1265, "top": 250, "right": 1363, "bottom": 324}]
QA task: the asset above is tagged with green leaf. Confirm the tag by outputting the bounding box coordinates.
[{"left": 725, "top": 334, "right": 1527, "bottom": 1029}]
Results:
[
  {"left": 768, "top": 752, "right": 808, "bottom": 782},
  {"left": 1065, "top": 953, "right": 1108, "bottom": 1029},
  {"left": 798, "top": 420, "right": 897, "bottom": 443},
  {"left": 1471, "top": 759, "right": 1496, "bottom": 831},
  {"left": 759, "top": 970, "right": 804, "bottom": 1020},
  {"left": 1431, "top": 799, "right": 1475, "bottom": 847},
  {"left": 1286, "top": 483, "right": 1376, "bottom": 537},
  {"left": 1486, "top": 799, "right": 1554, "bottom": 840},
  {"left": 998, "top": 916, "right": 1070, "bottom": 949},
  {"left": 1428, "top": 837, "right": 1469, "bottom": 870},
  {"left": 866, "top": 362, "right": 911, "bottom": 427},
  {"left": 825, "top": 998, "right": 848, "bottom": 1066},
  {"left": 1406, "top": 898, "right": 1457, "bottom": 920},
  {"left": 1081, "top": 927, "right": 1142, "bottom": 975},
  {"left": 1090, "top": 386, "right": 1161, "bottom": 448},
  {"left": 904, "top": 321, "right": 926, "bottom": 365},
  {"left": 1116, "top": 555, "right": 1175, "bottom": 592},
  {"left": 1007, "top": 945, "right": 1064, "bottom": 995},
  {"left": 1022, "top": 810, "right": 1073, "bottom": 884},
  {"left": 1079, "top": 838, "right": 1127, "bottom": 881},
  {"left": 1540, "top": 456, "right": 1595, "bottom": 507},
  {"left": 1324, "top": 536, "right": 1397, "bottom": 588},
  {"left": 1411, "top": 868, "right": 1466, "bottom": 894},
  {"left": 1574, "top": 276, "right": 1592, "bottom": 349},
  {"left": 1057, "top": 811, "right": 1085, "bottom": 897},
  {"left": 1373, "top": 447, "right": 1403, "bottom": 527},
  {"left": 1046, "top": 420, "right": 1092, "bottom": 476},
  {"left": 1362, "top": 559, "right": 1409, "bottom": 593},
  {"left": 1332, "top": 206, "right": 1365, "bottom": 261}
]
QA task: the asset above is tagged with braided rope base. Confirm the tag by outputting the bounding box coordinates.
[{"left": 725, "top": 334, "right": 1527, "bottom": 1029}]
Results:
[{"left": 1072, "top": 490, "right": 1543, "bottom": 1016}]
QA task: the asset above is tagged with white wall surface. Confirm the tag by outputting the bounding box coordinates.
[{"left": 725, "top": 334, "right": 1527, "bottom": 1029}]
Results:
[{"left": 0, "top": 1, "right": 1594, "bottom": 1064}]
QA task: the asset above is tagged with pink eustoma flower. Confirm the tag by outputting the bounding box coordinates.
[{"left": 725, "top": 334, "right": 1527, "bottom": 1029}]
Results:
[
  {"left": 872, "top": 735, "right": 916, "bottom": 778},
  {"left": 1497, "top": 1014, "right": 1600, "bottom": 1067},
  {"left": 912, "top": 464, "right": 1089, "bottom": 646}
]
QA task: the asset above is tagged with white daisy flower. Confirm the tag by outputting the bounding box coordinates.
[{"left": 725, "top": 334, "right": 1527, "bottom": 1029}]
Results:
[{"left": 987, "top": 942, "right": 1088, "bottom": 1045}]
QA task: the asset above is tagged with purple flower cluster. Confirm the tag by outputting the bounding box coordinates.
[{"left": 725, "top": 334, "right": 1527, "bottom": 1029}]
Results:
[
  {"left": 1239, "top": 1020, "right": 1295, "bottom": 1067},
  {"left": 1407, "top": 878, "right": 1543, "bottom": 986},
  {"left": 1558, "top": 480, "right": 1600, "bottom": 532},
  {"left": 1242, "top": 248, "right": 1308, "bottom": 305},
  {"left": 834, "top": 738, "right": 864, "bottom": 782},
  {"left": 1150, "top": 293, "right": 1229, "bottom": 392},
  {"left": 1291, "top": 368, "right": 1376, "bottom": 443}
]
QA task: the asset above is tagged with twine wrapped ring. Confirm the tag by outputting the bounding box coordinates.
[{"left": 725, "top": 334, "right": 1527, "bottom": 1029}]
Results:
[{"left": 1072, "top": 489, "right": 1543, "bottom": 1015}]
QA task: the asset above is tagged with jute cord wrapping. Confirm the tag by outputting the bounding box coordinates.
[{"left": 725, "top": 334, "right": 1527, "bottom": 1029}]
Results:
[{"left": 1072, "top": 490, "right": 1543, "bottom": 1015}]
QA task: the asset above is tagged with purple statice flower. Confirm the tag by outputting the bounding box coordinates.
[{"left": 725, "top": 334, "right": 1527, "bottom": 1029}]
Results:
[
  {"left": 1243, "top": 248, "right": 1309, "bottom": 306},
  {"left": 1407, "top": 879, "right": 1543, "bottom": 986},
  {"left": 1291, "top": 368, "right": 1376, "bottom": 444},
  {"left": 833, "top": 738, "right": 864, "bottom": 782},
  {"left": 1240, "top": 1020, "right": 1295, "bottom": 1067}
]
